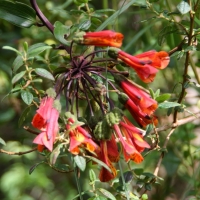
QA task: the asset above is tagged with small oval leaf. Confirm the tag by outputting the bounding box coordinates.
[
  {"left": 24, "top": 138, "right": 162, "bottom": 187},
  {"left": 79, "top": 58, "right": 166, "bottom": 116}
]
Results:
[
  {"left": 74, "top": 155, "right": 86, "bottom": 171},
  {"left": 35, "top": 68, "right": 55, "bottom": 81},
  {"left": 89, "top": 169, "right": 97, "bottom": 182},
  {"left": 12, "top": 71, "right": 26, "bottom": 84},
  {"left": 21, "top": 91, "right": 33, "bottom": 105},
  {"left": 158, "top": 102, "right": 181, "bottom": 109},
  {"left": 99, "top": 188, "right": 116, "bottom": 200}
]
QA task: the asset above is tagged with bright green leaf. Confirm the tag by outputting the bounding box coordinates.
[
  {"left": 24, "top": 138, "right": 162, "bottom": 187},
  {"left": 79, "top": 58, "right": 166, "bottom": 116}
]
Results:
[
  {"left": 99, "top": 188, "right": 116, "bottom": 200},
  {"left": 177, "top": 1, "right": 191, "bottom": 15},
  {"left": 156, "top": 93, "right": 171, "bottom": 103},
  {"left": 27, "top": 43, "right": 52, "bottom": 58},
  {"left": 35, "top": 68, "right": 55, "bottom": 81},
  {"left": 0, "top": 138, "right": 6, "bottom": 146},
  {"left": 50, "top": 144, "right": 63, "bottom": 165},
  {"left": 21, "top": 91, "right": 33, "bottom": 105},
  {"left": 74, "top": 155, "right": 86, "bottom": 171},
  {"left": 54, "top": 21, "right": 71, "bottom": 46},
  {"left": 0, "top": 0, "right": 36, "bottom": 28},
  {"left": 2, "top": 46, "right": 22, "bottom": 55},
  {"left": 78, "top": 19, "right": 91, "bottom": 30},
  {"left": 89, "top": 169, "right": 97, "bottom": 182},
  {"left": 158, "top": 102, "right": 181, "bottom": 109},
  {"left": 11, "top": 71, "right": 26, "bottom": 84}
]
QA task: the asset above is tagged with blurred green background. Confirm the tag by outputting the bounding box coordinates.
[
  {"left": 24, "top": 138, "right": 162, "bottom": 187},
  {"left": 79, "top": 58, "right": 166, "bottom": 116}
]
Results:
[{"left": 1, "top": 0, "right": 200, "bottom": 199}]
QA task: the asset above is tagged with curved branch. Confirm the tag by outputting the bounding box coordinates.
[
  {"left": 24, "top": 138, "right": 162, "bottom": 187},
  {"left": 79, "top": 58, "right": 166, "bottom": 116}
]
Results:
[
  {"left": 0, "top": 147, "right": 37, "bottom": 156},
  {"left": 30, "top": 0, "right": 54, "bottom": 33}
]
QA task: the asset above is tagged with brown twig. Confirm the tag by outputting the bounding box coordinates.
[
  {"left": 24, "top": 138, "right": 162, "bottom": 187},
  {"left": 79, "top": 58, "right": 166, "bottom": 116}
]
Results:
[{"left": 0, "top": 147, "right": 37, "bottom": 155}]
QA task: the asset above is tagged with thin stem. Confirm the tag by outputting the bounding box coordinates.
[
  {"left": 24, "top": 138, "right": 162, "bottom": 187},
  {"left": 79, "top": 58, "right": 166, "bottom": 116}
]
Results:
[
  {"left": 30, "top": 0, "right": 54, "bottom": 33},
  {"left": 0, "top": 147, "right": 37, "bottom": 155}
]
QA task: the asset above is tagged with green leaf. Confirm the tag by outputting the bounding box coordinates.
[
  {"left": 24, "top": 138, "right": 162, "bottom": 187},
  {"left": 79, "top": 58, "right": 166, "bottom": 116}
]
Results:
[
  {"left": 29, "top": 161, "right": 45, "bottom": 175},
  {"left": 35, "top": 68, "right": 55, "bottom": 81},
  {"left": 141, "top": 194, "right": 148, "bottom": 200},
  {"left": 18, "top": 106, "right": 31, "bottom": 127},
  {"left": 0, "top": 0, "right": 36, "bottom": 28},
  {"left": 78, "top": 19, "right": 91, "bottom": 30},
  {"left": 13, "top": 55, "right": 24, "bottom": 73},
  {"left": 74, "top": 155, "right": 86, "bottom": 171},
  {"left": 99, "top": 188, "right": 116, "bottom": 200},
  {"left": 156, "top": 93, "right": 171, "bottom": 103},
  {"left": 89, "top": 169, "right": 97, "bottom": 182},
  {"left": 0, "top": 138, "right": 6, "bottom": 146},
  {"left": 2, "top": 46, "right": 22, "bottom": 55},
  {"left": 50, "top": 144, "right": 63, "bottom": 165},
  {"left": 85, "top": 155, "right": 112, "bottom": 173},
  {"left": 96, "top": 0, "right": 139, "bottom": 31},
  {"left": 27, "top": 43, "right": 52, "bottom": 58},
  {"left": 21, "top": 91, "right": 33, "bottom": 105},
  {"left": 54, "top": 21, "right": 71, "bottom": 46},
  {"left": 177, "top": 1, "right": 191, "bottom": 15},
  {"left": 158, "top": 102, "right": 181, "bottom": 109},
  {"left": 11, "top": 71, "right": 26, "bottom": 84}
]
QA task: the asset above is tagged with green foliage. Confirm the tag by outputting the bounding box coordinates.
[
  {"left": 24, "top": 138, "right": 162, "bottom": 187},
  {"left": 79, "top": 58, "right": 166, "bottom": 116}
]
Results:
[{"left": 1, "top": 0, "right": 200, "bottom": 200}]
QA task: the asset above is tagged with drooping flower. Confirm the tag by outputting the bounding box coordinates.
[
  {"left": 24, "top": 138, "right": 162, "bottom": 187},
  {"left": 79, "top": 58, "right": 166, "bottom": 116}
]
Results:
[
  {"left": 98, "top": 141, "right": 117, "bottom": 182},
  {"left": 66, "top": 118, "right": 100, "bottom": 155},
  {"left": 73, "top": 30, "right": 124, "bottom": 47},
  {"left": 120, "top": 79, "right": 158, "bottom": 116},
  {"left": 108, "top": 48, "right": 170, "bottom": 83},
  {"left": 32, "top": 96, "right": 59, "bottom": 151},
  {"left": 113, "top": 124, "right": 144, "bottom": 163},
  {"left": 120, "top": 117, "right": 150, "bottom": 153}
]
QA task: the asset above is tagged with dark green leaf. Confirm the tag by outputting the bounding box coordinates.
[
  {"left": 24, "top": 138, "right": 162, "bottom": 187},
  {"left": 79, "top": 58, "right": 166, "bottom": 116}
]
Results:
[
  {"left": 99, "top": 188, "right": 116, "bottom": 200},
  {"left": 158, "top": 102, "right": 181, "bottom": 109},
  {"left": 35, "top": 68, "right": 55, "bottom": 81},
  {"left": 74, "top": 155, "right": 86, "bottom": 171},
  {"left": 27, "top": 43, "right": 52, "bottom": 58},
  {"left": 177, "top": 1, "right": 191, "bottom": 15},
  {"left": 119, "top": 171, "right": 133, "bottom": 184},
  {"left": 12, "top": 71, "right": 26, "bottom": 84},
  {"left": 134, "top": 168, "right": 144, "bottom": 175},
  {"left": 0, "top": 0, "right": 36, "bottom": 28},
  {"left": 155, "top": 93, "right": 171, "bottom": 103},
  {"left": 29, "top": 161, "right": 44, "bottom": 175},
  {"left": 18, "top": 106, "right": 31, "bottom": 127},
  {"left": 0, "top": 138, "right": 6, "bottom": 146},
  {"left": 145, "top": 183, "right": 152, "bottom": 191},
  {"left": 54, "top": 21, "right": 71, "bottom": 46},
  {"left": 21, "top": 91, "right": 33, "bottom": 105}
]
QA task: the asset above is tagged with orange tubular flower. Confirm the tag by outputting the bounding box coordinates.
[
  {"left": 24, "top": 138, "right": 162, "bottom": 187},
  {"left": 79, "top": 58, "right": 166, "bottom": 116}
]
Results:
[
  {"left": 32, "top": 97, "right": 59, "bottom": 152},
  {"left": 74, "top": 30, "right": 124, "bottom": 47},
  {"left": 120, "top": 117, "right": 150, "bottom": 153},
  {"left": 66, "top": 118, "right": 100, "bottom": 155},
  {"left": 98, "top": 141, "right": 117, "bottom": 182},
  {"left": 120, "top": 80, "right": 158, "bottom": 116},
  {"left": 113, "top": 124, "right": 144, "bottom": 163},
  {"left": 108, "top": 48, "right": 170, "bottom": 83}
]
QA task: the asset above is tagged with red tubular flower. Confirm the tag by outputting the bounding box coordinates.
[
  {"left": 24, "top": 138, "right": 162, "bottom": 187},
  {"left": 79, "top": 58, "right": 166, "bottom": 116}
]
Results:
[
  {"left": 67, "top": 118, "right": 100, "bottom": 155},
  {"left": 108, "top": 48, "right": 170, "bottom": 83},
  {"left": 74, "top": 30, "right": 124, "bottom": 47},
  {"left": 120, "top": 80, "right": 158, "bottom": 116},
  {"left": 98, "top": 141, "right": 117, "bottom": 182},
  {"left": 113, "top": 124, "right": 144, "bottom": 163},
  {"left": 120, "top": 117, "right": 150, "bottom": 153},
  {"left": 32, "top": 97, "right": 59, "bottom": 151}
]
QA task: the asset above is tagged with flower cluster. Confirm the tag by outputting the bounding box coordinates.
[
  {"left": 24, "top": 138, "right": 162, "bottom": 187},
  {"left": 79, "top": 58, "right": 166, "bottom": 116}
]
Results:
[{"left": 31, "top": 30, "right": 170, "bottom": 182}]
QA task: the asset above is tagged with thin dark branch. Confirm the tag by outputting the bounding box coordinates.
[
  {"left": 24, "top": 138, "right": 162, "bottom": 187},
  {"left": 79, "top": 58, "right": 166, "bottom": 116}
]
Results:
[{"left": 30, "top": 0, "right": 54, "bottom": 33}]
